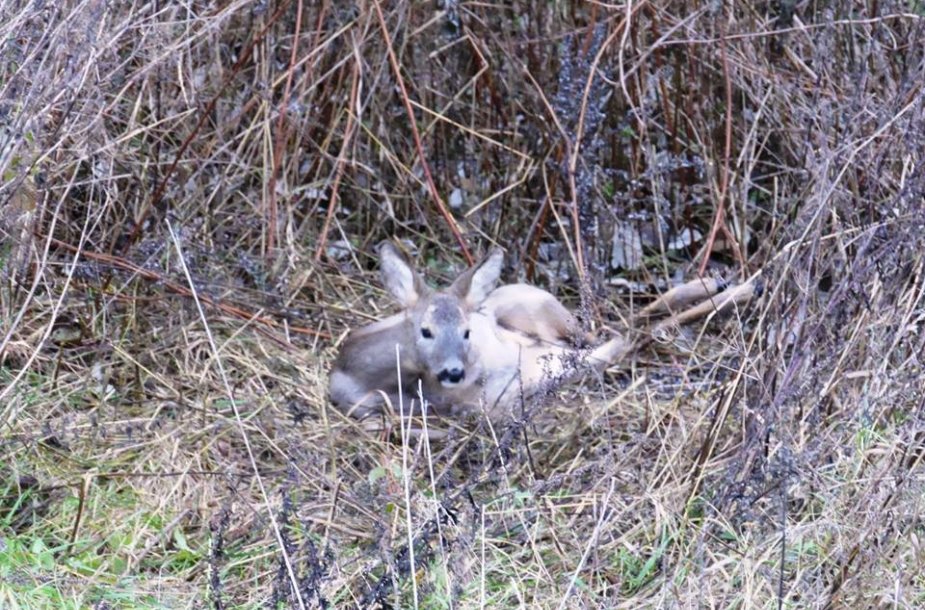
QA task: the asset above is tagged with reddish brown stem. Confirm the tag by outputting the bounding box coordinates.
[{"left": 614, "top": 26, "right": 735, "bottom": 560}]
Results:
[
  {"left": 314, "top": 56, "right": 360, "bottom": 263},
  {"left": 123, "top": 0, "right": 293, "bottom": 255},
  {"left": 699, "top": 9, "right": 744, "bottom": 275},
  {"left": 266, "top": 0, "right": 309, "bottom": 262},
  {"left": 49, "top": 235, "right": 328, "bottom": 339},
  {"left": 372, "top": 0, "right": 472, "bottom": 265}
]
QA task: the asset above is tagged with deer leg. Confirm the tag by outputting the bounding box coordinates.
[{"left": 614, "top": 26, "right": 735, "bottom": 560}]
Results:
[
  {"left": 639, "top": 277, "right": 726, "bottom": 318},
  {"left": 653, "top": 280, "right": 758, "bottom": 331}
]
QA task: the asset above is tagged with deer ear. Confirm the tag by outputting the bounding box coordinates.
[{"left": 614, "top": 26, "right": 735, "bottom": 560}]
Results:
[
  {"left": 451, "top": 248, "right": 504, "bottom": 307},
  {"left": 378, "top": 242, "right": 427, "bottom": 306}
]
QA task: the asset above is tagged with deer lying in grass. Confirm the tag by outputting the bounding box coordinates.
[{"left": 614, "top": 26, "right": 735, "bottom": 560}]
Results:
[{"left": 329, "top": 243, "right": 755, "bottom": 420}]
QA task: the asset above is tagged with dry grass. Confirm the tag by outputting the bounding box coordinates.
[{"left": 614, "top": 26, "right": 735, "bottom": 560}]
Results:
[{"left": 1, "top": 0, "right": 924, "bottom": 608}]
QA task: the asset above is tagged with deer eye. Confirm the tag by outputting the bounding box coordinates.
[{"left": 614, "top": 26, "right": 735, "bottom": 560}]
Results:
[
  {"left": 463, "top": 329, "right": 470, "bottom": 340},
  {"left": 421, "top": 328, "right": 433, "bottom": 339}
]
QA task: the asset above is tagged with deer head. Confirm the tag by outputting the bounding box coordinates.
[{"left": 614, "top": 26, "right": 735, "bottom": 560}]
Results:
[{"left": 378, "top": 242, "right": 503, "bottom": 388}]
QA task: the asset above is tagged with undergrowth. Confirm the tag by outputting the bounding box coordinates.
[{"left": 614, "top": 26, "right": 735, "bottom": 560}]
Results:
[{"left": 1, "top": 1, "right": 924, "bottom": 608}]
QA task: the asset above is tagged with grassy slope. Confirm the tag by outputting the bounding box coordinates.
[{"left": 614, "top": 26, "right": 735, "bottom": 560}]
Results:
[{"left": 1, "top": 1, "right": 924, "bottom": 608}]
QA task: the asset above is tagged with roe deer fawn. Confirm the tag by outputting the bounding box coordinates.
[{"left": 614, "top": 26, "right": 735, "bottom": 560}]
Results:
[{"left": 329, "top": 242, "right": 755, "bottom": 420}]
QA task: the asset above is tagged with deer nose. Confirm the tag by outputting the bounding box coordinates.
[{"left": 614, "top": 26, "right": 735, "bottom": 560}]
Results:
[{"left": 438, "top": 367, "right": 465, "bottom": 384}]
